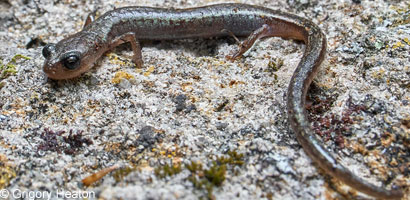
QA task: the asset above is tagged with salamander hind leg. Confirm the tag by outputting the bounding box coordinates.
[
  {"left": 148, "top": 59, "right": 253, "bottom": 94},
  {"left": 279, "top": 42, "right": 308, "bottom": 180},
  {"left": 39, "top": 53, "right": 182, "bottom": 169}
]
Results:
[
  {"left": 226, "top": 24, "right": 272, "bottom": 61},
  {"left": 110, "top": 33, "right": 143, "bottom": 68},
  {"left": 221, "top": 29, "right": 241, "bottom": 44}
]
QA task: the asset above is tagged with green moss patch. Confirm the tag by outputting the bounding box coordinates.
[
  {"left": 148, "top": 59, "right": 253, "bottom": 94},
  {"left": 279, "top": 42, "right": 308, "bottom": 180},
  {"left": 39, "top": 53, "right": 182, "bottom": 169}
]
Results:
[
  {"left": 154, "top": 150, "right": 244, "bottom": 199},
  {"left": 0, "top": 54, "right": 30, "bottom": 80}
]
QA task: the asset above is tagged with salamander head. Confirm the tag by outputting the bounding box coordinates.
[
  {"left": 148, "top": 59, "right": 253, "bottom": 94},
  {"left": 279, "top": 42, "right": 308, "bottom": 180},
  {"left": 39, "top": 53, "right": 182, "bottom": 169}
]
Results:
[{"left": 42, "top": 33, "right": 98, "bottom": 80}]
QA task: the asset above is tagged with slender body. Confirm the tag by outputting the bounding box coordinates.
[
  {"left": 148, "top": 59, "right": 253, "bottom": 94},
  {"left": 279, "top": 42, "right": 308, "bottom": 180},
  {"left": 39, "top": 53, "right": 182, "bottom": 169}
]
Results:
[{"left": 42, "top": 3, "right": 404, "bottom": 199}]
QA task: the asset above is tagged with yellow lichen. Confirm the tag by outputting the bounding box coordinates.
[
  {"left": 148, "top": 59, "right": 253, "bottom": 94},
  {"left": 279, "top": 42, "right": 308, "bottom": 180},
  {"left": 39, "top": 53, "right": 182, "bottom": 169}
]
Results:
[
  {"left": 143, "top": 66, "right": 155, "bottom": 76},
  {"left": 392, "top": 41, "right": 405, "bottom": 49},
  {"left": 135, "top": 68, "right": 143, "bottom": 73},
  {"left": 107, "top": 53, "right": 129, "bottom": 66},
  {"left": 403, "top": 38, "right": 410, "bottom": 46},
  {"left": 111, "top": 71, "right": 134, "bottom": 84},
  {"left": 0, "top": 165, "right": 16, "bottom": 188},
  {"left": 371, "top": 68, "right": 385, "bottom": 79},
  {"left": 0, "top": 155, "right": 16, "bottom": 189}
]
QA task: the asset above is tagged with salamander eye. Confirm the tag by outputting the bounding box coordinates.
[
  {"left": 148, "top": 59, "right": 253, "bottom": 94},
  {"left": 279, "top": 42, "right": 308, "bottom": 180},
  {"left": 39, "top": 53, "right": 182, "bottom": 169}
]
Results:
[
  {"left": 42, "top": 43, "right": 56, "bottom": 58},
  {"left": 62, "top": 52, "right": 81, "bottom": 70}
]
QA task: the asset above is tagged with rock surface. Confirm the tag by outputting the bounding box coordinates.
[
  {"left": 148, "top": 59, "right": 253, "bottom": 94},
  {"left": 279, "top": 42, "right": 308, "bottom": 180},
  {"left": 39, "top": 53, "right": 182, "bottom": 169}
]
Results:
[{"left": 0, "top": 0, "right": 408, "bottom": 199}]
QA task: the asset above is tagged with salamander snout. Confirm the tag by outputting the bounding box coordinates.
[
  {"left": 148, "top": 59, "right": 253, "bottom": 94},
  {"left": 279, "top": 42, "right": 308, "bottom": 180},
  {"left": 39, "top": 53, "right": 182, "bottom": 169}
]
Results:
[
  {"left": 43, "top": 43, "right": 82, "bottom": 71},
  {"left": 42, "top": 42, "right": 85, "bottom": 80}
]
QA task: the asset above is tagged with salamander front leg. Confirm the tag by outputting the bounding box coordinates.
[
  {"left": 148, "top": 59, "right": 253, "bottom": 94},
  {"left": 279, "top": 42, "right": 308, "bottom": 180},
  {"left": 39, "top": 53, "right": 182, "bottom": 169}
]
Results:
[
  {"left": 110, "top": 33, "right": 143, "bottom": 68},
  {"left": 125, "top": 34, "right": 143, "bottom": 68},
  {"left": 83, "top": 10, "right": 98, "bottom": 28},
  {"left": 227, "top": 24, "right": 272, "bottom": 60}
]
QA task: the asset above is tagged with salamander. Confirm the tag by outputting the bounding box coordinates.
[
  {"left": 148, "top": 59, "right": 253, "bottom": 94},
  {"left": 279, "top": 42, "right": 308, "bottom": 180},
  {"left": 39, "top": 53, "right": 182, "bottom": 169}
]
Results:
[{"left": 42, "top": 3, "right": 404, "bottom": 199}]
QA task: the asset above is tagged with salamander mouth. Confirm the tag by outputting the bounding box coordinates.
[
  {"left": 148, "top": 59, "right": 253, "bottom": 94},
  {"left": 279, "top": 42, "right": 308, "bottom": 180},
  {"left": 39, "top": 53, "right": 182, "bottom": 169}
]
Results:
[
  {"left": 43, "top": 63, "right": 55, "bottom": 73},
  {"left": 43, "top": 63, "right": 65, "bottom": 80},
  {"left": 43, "top": 62, "right": 86, "bottom": 80}
]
